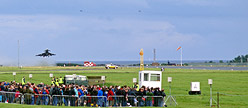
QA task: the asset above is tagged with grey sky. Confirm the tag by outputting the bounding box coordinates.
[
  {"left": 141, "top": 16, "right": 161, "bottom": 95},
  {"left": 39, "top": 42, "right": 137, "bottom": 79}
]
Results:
[{"left": 0, "top": 0, "right": 247, "bottom": 65}]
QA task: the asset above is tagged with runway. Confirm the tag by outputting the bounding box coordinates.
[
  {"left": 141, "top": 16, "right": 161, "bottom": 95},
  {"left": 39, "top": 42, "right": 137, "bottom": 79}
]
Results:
[{"left": 158, "top": 66, "right": 248, "bottom": 70}]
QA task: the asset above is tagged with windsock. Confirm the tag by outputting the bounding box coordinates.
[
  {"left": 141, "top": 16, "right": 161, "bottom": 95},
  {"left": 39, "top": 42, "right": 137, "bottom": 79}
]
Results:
[{"left": 177, "top": 46, "right": 182, "bottom": 51}]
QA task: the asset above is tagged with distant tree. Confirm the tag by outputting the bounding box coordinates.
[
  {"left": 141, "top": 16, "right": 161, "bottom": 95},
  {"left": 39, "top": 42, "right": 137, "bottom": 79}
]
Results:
[
  {"left": 234, "top": 56, "right": 241, "bottom": 63},
  {"left": 245, "top": 55, "right": 248, "bottom": 62},
  {"left": 219, "top": 60, "right": 224, "bottom": 63},
  {"left": 231, "top": 54, "right": 248, "bottom": 63},
  {"left": 56, "top": 63, "right": 83, "bottom": 66},
  {"left": 161, "top": 63, "right": 167, "bottom": 66},
  {"left": 209, "top": 61, "right": 214, "bottom": 63},
  {"left": 183, "top": 63, "right": 189, "bottom": 66}
]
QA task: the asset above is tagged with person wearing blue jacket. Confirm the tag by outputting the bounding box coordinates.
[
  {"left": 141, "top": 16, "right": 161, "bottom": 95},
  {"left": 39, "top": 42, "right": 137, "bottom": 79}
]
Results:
[
  {"left": 103, "top": 89, "right": 108, "bottom": 107},
  {"left": 77, "top": 86, "right": 84, "bottom": 106},
  {"left": 73, "top": 86, "right": 79, "bottom": 106},
  {"left": 74, "top": 87, "right": 78, "bottom": 97},
  {"left": 78, "top": 87, "right": 84, "bottom": 97},
  {"left": 97, "top": 88, "right": 104, "bottom": 107},
  {"left": 41, "top": 87, "right": 49, "bottom": 105}
]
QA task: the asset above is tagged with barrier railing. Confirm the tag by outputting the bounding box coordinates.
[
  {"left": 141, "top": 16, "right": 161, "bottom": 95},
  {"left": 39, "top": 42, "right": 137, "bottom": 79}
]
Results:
[
  {"left": 0, "top": 91, "right": 22, "bottom": 104},
  {"left": 79, "top": 96, "right": 108, "bottom": 107},
  {"left": 51, "top": 95, "right": 108, "bottom": 107},
  {"left": 108, "top": 95, "right": 127, "bottom": 107},
  {"left": 52, "top": 95, "right": 79, "bottom": 106},
  {"left": 108, "top": 95, "right": 164, "bottom": 107},
  {"left": 23, "top": 93, "right": 51, "bottom": 105}
]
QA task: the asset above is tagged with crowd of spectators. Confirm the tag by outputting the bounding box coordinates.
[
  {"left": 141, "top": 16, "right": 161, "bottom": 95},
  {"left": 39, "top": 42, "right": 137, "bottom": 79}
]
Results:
[{"left": 0, "top": 78, "right": 166, "bottom": 107}]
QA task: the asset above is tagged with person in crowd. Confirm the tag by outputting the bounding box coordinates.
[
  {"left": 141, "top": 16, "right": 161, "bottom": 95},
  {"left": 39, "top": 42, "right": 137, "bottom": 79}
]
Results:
[
  {"left": 57, "top": 87, "right": 63, "bottom": 106},
  {"left": 21, "top": 86, "right": 33, "bottom": 104},
  {"left": 91, "top": 87, "right": 98, "bottom": 106},
  {"left": 146, "top": 89, "right": 154, "bottom": 106},
  {"left": 128, "top": 88, "right": 137, "bottom": 106},
  {"left": 41, "top": 86, "right": 49, "bottom": 105},
  {"left": 59, "top": 76, "right": 64, "bottom": 85},
  {"left": 132, "top": 82, "right": 139, "bottom": 91},
  {"left": 0, "top": 82, "right": 5, "bottom": 91},
  {"left": 15, "top": 89, "right": 21, "bottom": 103},
  {"left": 161, "top": 89, "right": 167, "bottom": 107},
  {"left": 86, "top": 88, "right": 92, "bottom": 107},
  {"left": 73, "top": 85, "right": 79, "bottom": 106},
  {"left": 63, "top": 87, "right": 69, "bottom": 106},
  {"left": 52, "top": 85, "right": 60, "bottom": 106},
  {"left": 51, "top": 79, "right": 55, "bottom": 86},
  {"left": 103, "top": 87, "right": 108, "bottom": 107},
  {"left": 22, "top": 76, "right": 25, "bottom": 85},
  {"left": 97, "top": 87, "right": 104, "bottom": 107},
  {"left": 33, "top": 86, "right": 40, "bottom": 105},
  {"left": 52, "top": 77, "right": 56, "bottom": 82},
  {"left": 123, "top": 88, "right": 129, "bottom": 106},
  {"left": 68, "top": 85, "right": 76, "bottom": 106},
  {"left": 115, "top": 86, "right": 123, "bottom": 106},
  {"left": 77, "top": 86, "right": 84, "bottom": 106},
  {"left": 107, "top": 87, "right": 114, "bottom": 107},
  {"left": 55, "top": 78, "right": 59, "bottom": 86},
  {"left": 137, "top": 88, "right": 146, "bottom": 107}
]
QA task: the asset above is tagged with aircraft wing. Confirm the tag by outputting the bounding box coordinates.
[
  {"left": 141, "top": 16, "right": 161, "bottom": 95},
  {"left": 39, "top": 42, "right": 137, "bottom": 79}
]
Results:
[
  {"left": 48, "top": 53, "right": 56, "bottom": 56},
  {"left": 36, "top": 54, "right": 43, "bottom": 56}
]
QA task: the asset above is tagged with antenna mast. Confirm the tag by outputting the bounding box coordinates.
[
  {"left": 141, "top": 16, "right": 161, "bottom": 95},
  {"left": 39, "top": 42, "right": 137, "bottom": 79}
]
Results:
[
  {"left": 18, "top": 40, "right": 20, "bottom": 68},
  {"left": 153, "top": 48, "right": 156, "bottom": 63}
]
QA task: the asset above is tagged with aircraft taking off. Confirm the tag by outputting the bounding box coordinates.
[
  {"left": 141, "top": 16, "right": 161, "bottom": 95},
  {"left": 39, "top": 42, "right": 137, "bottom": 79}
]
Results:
[{"left": 36, "top": 49, "right": 56, "bottom": 57}]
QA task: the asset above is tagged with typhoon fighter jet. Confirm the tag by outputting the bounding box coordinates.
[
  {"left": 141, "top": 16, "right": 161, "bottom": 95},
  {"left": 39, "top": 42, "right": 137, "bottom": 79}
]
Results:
[{"left": 36, "top": 49, "right": 56, "bottom": 57}]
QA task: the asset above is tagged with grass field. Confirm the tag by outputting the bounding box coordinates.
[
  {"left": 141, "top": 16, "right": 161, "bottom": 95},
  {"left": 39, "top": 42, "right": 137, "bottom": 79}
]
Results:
[{"left": 0, "top": 66, "right": 248, "bottom": 108}]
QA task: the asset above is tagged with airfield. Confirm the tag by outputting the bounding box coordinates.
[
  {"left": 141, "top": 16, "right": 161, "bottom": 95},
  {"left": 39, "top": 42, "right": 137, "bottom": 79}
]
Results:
[{"left": 0, "top": 66, "right": 247, "bottom": 108}]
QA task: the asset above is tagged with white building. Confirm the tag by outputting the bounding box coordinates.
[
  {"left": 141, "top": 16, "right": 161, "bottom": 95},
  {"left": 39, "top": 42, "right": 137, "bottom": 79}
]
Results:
[{"left": 139, "top": 71, "right": 162, "bottom": 89}]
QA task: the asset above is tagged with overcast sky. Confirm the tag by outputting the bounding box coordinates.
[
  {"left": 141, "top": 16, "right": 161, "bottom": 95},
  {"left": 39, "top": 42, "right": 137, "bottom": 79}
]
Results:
[{"left": 0, "top": 0, "right": 248, "bottom": 65}]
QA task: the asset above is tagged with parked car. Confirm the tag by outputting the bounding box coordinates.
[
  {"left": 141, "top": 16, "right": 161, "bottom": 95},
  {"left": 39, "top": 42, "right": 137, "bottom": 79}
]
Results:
[{"left": 105, "top": 63, "right": 118, "bottom": 69}]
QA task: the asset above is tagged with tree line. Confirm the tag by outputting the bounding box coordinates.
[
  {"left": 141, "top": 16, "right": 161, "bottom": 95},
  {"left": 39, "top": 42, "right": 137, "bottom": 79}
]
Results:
[{"left": 230, "top": 54, "right": 248, "bottom": 63}]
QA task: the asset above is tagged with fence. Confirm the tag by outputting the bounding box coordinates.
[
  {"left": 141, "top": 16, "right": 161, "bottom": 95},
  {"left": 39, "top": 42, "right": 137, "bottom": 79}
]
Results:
[
  {"left": 23, "top": 93, "right": 51, "bottom": 105},
  {"left": 107, "top": 95, "right": 165, "bottom": 107},
  {"left": 0, "top": 91, "right": 22, "bottom": 104},
  {"left": 216, "top": 92, "right": 248, "bottom": 108},
  {"left": 79, "top": 96, "right": 108, "bottom": 107},
  {"left": 52, "top": 95, "right": 79, "bottom": 106}
]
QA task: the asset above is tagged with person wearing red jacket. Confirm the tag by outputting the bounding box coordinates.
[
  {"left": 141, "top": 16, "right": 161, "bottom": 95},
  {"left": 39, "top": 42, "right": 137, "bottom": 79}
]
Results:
[
  {"left": 33, "top": 86, "right": 40, "bottom": 105},
  {"left": 107, "top": 87, "right": 114, "bottom": 107}
]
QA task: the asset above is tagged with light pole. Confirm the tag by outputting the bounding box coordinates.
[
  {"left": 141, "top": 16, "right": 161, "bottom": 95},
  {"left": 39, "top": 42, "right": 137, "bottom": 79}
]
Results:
[
  {"left": 180, "top": 47, "right": 183, "bottom": 66},
  {"left": 18, "top": 40, "right": 20, "bottom": 68},
  {"left": 176, "top": 46, "right": 183, "bottom": 66}
]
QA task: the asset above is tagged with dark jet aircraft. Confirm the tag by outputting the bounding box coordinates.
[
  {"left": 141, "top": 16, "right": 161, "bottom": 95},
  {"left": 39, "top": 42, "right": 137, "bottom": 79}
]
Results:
[{"left": 36, "top": 49, "right": 56, "bottom": 57}]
